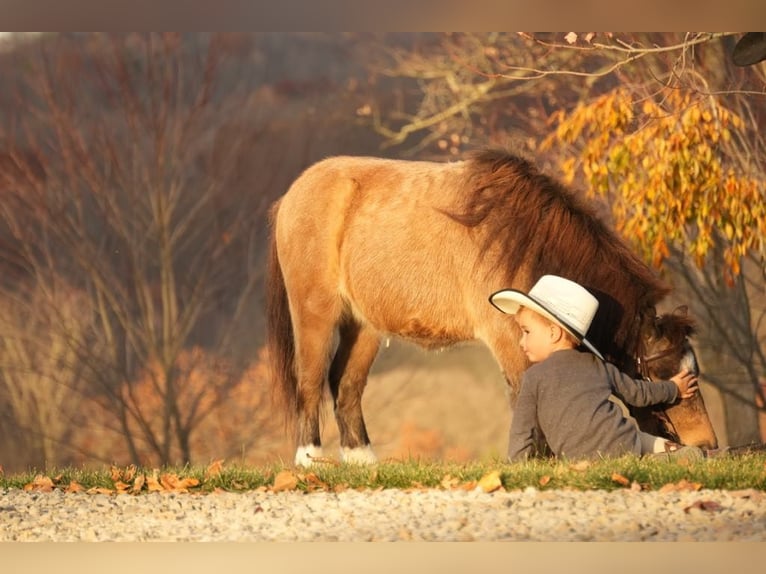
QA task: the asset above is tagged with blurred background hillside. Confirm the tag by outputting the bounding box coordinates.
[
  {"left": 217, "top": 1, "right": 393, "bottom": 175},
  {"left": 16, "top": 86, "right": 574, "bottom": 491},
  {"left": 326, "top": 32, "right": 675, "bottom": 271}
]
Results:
[{"left": 0, "top": 33, "right": 763, "bottom": 472}]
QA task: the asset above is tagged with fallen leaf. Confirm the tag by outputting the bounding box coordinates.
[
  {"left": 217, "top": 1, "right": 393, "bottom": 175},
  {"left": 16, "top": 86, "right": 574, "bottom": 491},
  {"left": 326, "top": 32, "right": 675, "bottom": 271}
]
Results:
[
  {"left": 123, "top": 465, "right": 137, "bottom": 482},
  {"left": 205, "top": 459, "right": 224, "bottom": 479},
  {"left": 110, "top": 465, "right": 122, "bottom": 482},
  {"left": 113, "top": 480, "right": 131, "bottom": 493},
  {"left": 272, "top": 470, "right": 299, "bottom": 492},
  {"left": 302, "top": 472, "right": 328, "bottom": 491},
  {"left": 65, "top": 481, "right": 84, "bottom": 493},
  {"left": 441, "top": 474, "right": 461, "bottom": 489},
  {"left": 132, "top": 474, "right": 146, "bottom": 493},
  {"left": 611, "top": 473, "right": 630, "bottom": 487},
  {"left": 459, "top": 480, "right": 478, "bottom": 491},
  {"left": 146, "top": 471, "right": 163, "bottom": 492},
  {"left": 477, "top": 470, "right": 503, "bottom": 493},
  {"left": 24, "top": 475, "right": 54, "bottom": 492},
  {"left": 159, "top": 473, "right": 200, "bottom": 492},
  {"left": 539, "top": 475, "right": 551, "bottom": 487},
  {"left": 684, "top": 500, "right": 723, "bottom": 513},
  {"left": 630, "top": 481, "right": 643, "bottom": 492},
  {"left": 565, "top": 32, "right": 578, "bottom": 44},
  {"left": 86, "top": 487, "right": 114, "bottom": 495},
  {"left": 659, "top": 479, "right": 703, "bottom": 493}
]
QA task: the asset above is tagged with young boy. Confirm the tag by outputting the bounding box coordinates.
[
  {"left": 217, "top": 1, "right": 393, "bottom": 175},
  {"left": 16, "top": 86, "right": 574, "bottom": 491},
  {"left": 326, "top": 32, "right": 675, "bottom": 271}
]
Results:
[{"left": 489, "top": 274, "right": 702, "bottom": 461}]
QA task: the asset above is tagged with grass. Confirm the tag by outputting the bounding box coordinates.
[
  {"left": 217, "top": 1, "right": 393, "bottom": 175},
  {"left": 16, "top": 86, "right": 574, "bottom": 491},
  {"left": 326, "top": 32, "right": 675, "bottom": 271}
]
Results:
[{"left": 2, "top": 453, "right": 766, "bottom": 494}]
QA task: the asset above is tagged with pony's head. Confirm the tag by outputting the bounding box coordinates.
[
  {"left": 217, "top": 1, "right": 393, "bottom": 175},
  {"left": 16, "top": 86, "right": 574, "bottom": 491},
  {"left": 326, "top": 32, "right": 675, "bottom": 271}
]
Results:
[{"left": 632, "top": 307, "right": 718, "bottom": 449}]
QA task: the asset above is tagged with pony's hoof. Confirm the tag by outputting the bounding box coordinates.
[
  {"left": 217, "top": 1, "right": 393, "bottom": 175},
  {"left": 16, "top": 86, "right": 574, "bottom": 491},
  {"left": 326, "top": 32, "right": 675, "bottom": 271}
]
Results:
[
  {"left": 341, "top": 446, "right": 378, "bottom": 465},
  {"left": 294, "top": 445, "right": 324, "bottom": 466}
]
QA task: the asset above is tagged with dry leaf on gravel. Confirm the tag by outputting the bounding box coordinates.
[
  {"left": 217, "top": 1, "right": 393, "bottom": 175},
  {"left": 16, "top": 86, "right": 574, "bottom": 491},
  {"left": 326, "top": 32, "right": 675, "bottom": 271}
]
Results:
[
  {"left": 86, "top": 487, "right": 114, "bottom": 495},
  {"left": 684, "top": 500, "right": 724, "bottom": 513},
  {"left": 659, "top": 479, "right": 703, "bottom": 493}
]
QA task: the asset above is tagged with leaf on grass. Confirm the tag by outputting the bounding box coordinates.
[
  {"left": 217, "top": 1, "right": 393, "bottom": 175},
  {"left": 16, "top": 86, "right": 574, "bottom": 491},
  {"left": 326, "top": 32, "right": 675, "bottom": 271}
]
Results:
[
  {"left": 539, "top": 475, "right": 551, "bottom": 487},
  {"left": 24, "top": 475, "right": 54, "bottom": 492},
  {"left": 272, "top": 470, "right": 299, "bottom": 492},
  {"left": 205, "top": 459, "right": 225, "bottom": 479},
  {"left": 113, "top": 480, "right": 132, "bottom": 494},
  {"left": 302, "top": 472, "right": 328, "bottom": 491},
  {"left": 146, "top": 471, "right": 164, "bottom": 492},
  {"left": 684, "top": 500, "right": 723, "bottom": 513},
  {"left": 110, "top": 465, "right": 122, "bottom": 482},
  {"left": 659, "top": 479, "right": 703, "bottom": 493},
  {"left": 160, "top": 473, "right": 200, "bottom": 492},
  {"left": 123, "top": 465, "right": 137, "bottom": 482},
  {"left": 132, "top": 474, "right": 146, "bottom": 493},
  {"left": 477, "top": 470, "right": 503, "bottom": 493},
  {"left": 65, "top": 481, "right": 84, "bottom": 493},
  {"left": 611, "top": 473, "right": 630, "bottom": 487},
  {"left": 440, "top": 474, "right": 460, "bottom": 489}
]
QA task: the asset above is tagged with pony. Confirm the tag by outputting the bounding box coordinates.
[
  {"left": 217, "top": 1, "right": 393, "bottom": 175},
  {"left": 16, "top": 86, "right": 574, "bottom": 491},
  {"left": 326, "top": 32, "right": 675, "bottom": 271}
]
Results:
[{"left": 267, "top": 149, "right": 718, "bottom": 465}]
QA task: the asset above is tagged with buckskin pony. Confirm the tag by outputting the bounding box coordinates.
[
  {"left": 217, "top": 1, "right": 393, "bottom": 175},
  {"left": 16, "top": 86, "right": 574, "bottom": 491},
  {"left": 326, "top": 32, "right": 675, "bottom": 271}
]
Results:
[{"left": 267, "top": 149, "right": 718, "bottom": 465}]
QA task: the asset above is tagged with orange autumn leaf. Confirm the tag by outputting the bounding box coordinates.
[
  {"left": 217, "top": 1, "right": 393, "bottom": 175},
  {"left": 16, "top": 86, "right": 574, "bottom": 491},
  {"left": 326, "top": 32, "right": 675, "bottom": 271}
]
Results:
[
  {"left": 659, "top": 479, "right": 703, "bottom": 493},
  {"left": 113, "top": 480, "right": 132, "bottom": 493},
  {"left": 65, "top": 481, "right": 84, "bottom": 493},
  {"left": 477, "top": 470, "right": 503, "bottom": 493},
  {"left": 440, "top": 474, "right": 461, "bottom": 489},
  {"left": 122, "top": 465, "right": 137, "bottom": 482},
  {"left": 205, "top": 459, "right": 225, "bottom": 479},
  {"left": 24, "top": 475, "right": 54, "bottom": 492},
  {"left": 160, "top": 473, "right": 200, "bottom": 492},
  {"left": 110, "top": 465, "right": 122, "bottom": 482},
  {"left": 539, "top": 475, "right": 551, "bottom": 487},
  {"left": 611, "top": 473, "right": 630, "bottom": 487},
  {"left": 272, "top": 470, "right": 299, "bottom": 492},
  {"left": 86, "top": 486, "right": 115, "bottom": 495},
  {"left": 132, "top": 474, "right": 146, "bottom": 493},
  {"left": 146, "top": 472, "right": 164, "bottom": 492}
]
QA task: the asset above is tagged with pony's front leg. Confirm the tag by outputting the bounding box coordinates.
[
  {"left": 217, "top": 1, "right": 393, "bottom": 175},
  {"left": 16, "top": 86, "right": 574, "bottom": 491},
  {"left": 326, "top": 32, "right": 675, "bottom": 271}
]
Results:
[{"left": 329, "top": 321, "right": 380, "bottom": 464}]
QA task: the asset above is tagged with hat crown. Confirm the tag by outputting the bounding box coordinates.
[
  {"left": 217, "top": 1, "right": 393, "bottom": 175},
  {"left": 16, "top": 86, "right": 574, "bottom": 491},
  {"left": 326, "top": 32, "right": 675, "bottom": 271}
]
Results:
[{"left": 527, "top": 275, "right": 598, "bottom": 337}]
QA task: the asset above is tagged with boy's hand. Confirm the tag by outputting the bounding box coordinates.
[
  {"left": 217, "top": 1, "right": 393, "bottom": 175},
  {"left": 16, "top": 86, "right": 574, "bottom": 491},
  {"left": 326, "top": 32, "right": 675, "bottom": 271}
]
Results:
[{"left": 671, "top": 368, "right": 699, "bottom": 400}]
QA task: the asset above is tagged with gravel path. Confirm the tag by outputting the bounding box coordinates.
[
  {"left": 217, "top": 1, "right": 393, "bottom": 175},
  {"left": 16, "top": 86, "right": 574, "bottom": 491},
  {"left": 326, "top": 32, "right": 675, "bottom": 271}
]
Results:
[{"left": 2, "top": 486, "right": 765, "bottom": 541}]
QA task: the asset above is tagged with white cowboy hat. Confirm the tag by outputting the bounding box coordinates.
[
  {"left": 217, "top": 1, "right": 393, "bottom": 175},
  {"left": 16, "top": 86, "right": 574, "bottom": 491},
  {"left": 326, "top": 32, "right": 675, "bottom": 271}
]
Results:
[{"left": 489, "top": 274, "right": 603, "bottom": 359}]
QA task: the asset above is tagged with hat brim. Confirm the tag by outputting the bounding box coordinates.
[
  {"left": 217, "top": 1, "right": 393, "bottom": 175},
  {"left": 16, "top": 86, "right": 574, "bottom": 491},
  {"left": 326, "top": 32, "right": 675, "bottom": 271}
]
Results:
[{"left": 489, "top": 289, "right": 604, "bottom": 360}]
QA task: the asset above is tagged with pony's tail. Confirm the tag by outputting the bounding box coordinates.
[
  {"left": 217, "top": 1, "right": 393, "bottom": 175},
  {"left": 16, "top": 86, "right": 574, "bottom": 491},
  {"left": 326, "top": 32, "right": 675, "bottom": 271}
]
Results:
[{"left": 266, "top": 202, "right": 297, "bottom": 430}]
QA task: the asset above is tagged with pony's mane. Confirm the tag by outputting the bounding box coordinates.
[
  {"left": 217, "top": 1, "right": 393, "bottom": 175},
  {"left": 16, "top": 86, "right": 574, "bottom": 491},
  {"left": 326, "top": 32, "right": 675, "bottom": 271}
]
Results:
[{"left": 455, "top": 149, "right": 670, "bottom": 361}]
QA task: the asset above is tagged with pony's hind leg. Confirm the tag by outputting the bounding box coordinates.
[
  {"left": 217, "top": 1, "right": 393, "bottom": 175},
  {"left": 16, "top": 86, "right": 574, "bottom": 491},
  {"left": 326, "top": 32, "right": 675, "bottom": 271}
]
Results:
[
  {"left": 291, "top": 300, "right": 341, "bottom": 467},
  {"left": 329, "top": 319, "right": 380, "bottom": 464}
]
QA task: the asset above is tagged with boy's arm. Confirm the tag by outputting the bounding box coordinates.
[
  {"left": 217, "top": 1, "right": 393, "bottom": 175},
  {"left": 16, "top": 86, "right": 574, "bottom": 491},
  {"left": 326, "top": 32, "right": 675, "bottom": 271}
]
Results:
[
  {"left": 507, "top": 375, "right": 540, "bottom": 461},
  {"left": 606, "top": 362, "right": 678, "bottom": 407}
]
